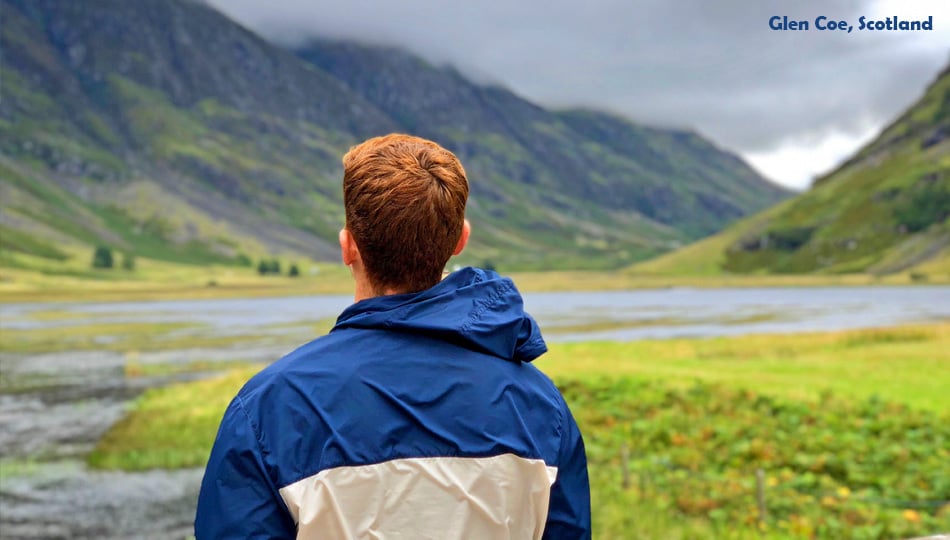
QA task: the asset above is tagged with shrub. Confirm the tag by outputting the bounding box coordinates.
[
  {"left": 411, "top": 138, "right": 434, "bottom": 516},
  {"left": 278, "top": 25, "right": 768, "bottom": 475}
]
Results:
[
  {"left": 257, "top": 258, "right": 282, "bottom": 276},
  {"left": 893, "top": 181, "right": 950, "bottom": 233},
  {"left": 92, "top": 246, "right": 114, "bottom": 269}
]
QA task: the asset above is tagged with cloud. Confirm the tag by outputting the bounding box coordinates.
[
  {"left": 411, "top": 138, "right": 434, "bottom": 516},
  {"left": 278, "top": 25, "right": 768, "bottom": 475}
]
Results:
[
  {"left": 744, "top": 127, "right": 881, "bottom": 189},
  {"left": 206, "top": 0, "right": 949, "bottom": 188}
]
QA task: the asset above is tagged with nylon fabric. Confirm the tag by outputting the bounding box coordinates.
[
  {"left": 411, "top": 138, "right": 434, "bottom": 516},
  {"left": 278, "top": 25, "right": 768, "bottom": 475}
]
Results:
[{"left": 279, "top": 454, "right": 558, "bottom": 540}]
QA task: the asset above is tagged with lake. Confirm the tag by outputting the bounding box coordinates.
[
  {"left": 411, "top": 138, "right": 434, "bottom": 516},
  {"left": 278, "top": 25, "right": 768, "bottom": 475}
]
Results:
[
  {"left": 1, "top": 285, "right": 948, "bottom": 538},
  {"left": 4, "top": 285, "right": 949, "bottom": 339}
]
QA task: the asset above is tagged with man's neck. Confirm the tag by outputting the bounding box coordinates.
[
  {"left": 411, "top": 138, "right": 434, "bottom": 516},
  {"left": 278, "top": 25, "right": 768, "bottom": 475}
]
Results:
[{"left": 352, "top": 275, "right": 404, "bottom": 303}]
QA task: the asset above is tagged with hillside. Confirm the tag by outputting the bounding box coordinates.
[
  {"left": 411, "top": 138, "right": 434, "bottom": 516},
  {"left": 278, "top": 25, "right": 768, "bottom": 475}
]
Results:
[
  {"left": 297, "top": 42, "right": 786, "bottom": 241},
  {"left": 634, "top": 65, "right": 950, "bottom": 277},
  {"left": 0, "top": 0, "right": 788, "bottom": 275}
]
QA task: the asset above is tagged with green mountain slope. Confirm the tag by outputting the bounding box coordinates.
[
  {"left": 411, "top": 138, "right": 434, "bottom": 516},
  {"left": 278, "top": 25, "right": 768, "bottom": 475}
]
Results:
[
  {"left": 634, "top": 66, "right": 950, "bottom": 277},
  {"left": 1, "top": 0, "right": 395, "bottom": 269},
  {"left": 297, "top": 42, "right": 789, "bottom": 245},
  {"left": 0, "top": 0, "right": 789, "bottom": 274}
]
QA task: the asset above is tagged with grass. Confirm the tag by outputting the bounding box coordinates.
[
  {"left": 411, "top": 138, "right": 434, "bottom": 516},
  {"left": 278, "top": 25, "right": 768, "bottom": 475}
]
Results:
[
  {"left": 0, "top": 320, "right": 285, "bottom": 354},
  {"left": 3, "top": 257, "right": 949, "bottom": 304},
  {"left": 123, "top": 359, "right": 260, "bottom": 379},
  {"left": 0, "top": 321, "right": 195, "bottom": 354},
  {"left": 567, "top": 377, "right": 950, "bottom": 539},
  {"left": 88, "top": 323, "right": 950, "bottom": 469},
  {"left": 87, "top": 366, "right": 262, "bottom": 470},
  {"left": 511, "top": 269, "right": 938, "bottom": 292},
  {"left": 537, "top": 324, "right": 950, "bottom": 412},
  {"left": 83, "top": 324, "right": 950, "bottom": 538},
  {"left": 0, "top": 250, "right": 356, "bottom": 303},
  {"left": 15, "top": 308, "right": 128, "bottom": 321},
  {"left": 543, "top": 312, "right": 790, "bottom": 335}
]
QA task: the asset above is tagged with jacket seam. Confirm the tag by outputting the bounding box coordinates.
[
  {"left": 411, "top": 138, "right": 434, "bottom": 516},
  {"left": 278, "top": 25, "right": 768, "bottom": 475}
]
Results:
[
  {"left": 235, "top": 394, "right": 262, "bottom": 448},
  {"left": 235, "top": 394, "right": 283, "bottom": 493},
  {"left": 459, "top": 279, "right": 515, "bottom": 334},
  {"left": 556, "top": 390, "right": 567, "bottom": 460},
  {"left": 275, "top": 448, "right": 549, "bottom": 491}
]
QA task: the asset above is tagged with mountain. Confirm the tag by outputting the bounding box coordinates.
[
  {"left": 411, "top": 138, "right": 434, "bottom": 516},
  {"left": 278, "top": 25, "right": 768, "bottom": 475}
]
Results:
[
  {"left": 297, "top": 41, "right": 786, "bottom": 241},
  {"left": 0, "top": 0, "right": 789, "bottom": 274},
  {"left": 633, "top": 65, "right": 950, "bottom": 277}
]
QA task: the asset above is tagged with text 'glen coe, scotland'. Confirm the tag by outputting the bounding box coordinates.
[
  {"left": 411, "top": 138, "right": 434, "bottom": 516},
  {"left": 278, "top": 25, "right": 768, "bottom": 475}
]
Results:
[{"left": 769, "top": 15, "right": 934, "bottom": 33}]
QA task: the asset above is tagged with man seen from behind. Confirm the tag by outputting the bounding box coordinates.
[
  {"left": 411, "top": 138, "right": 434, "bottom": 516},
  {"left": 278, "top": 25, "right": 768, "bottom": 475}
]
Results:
[{"left": 195, "top": 133, "right": 592, "bottom": 539}]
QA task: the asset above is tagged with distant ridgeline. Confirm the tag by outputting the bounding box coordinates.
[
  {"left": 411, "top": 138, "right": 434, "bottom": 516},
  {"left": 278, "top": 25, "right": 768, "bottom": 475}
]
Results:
[
  {"left": 0, "top": 0, "right": 789, "bottom": 272},
  {"left": 634, "top": 65, "right": 950, "bottom": 277}
]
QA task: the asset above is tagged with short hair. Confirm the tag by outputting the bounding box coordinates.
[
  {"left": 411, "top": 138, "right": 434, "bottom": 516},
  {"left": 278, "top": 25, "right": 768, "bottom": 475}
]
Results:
[{"left": 342, "top": 134, "right": 469, "bottom": 294}]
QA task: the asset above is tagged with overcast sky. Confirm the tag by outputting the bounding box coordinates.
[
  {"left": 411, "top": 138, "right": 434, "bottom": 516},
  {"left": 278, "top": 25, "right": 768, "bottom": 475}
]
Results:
[{"left": 207, "top": 0, "right": 949, "bottom": 190}]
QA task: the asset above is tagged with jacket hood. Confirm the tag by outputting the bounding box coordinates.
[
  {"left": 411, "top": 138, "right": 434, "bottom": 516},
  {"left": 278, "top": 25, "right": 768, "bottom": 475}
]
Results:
[{"left": 332, "top": 267, "right": 547, "bottom": 362}]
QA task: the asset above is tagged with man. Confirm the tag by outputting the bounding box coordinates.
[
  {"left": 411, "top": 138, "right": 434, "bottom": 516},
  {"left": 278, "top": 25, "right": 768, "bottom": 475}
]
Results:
[{"left": 195, "top": 134, "right": 591, "bottom": 539}]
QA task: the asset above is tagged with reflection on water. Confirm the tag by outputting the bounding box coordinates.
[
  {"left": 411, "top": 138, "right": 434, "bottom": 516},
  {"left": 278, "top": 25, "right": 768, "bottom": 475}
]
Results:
[{"left": 1, "top": 285, "right": 947, "bottom": 538}]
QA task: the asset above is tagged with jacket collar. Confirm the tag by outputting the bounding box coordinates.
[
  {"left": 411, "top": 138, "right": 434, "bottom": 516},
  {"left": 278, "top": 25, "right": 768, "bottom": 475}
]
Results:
[{"left": 333, "top": 267, "right": 547, "bottom": 362}]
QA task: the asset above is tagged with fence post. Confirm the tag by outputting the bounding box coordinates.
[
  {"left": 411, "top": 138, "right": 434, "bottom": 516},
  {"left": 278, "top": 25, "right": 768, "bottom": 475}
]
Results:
[{"left": 756, "top": 468, "right": 767, "bottom": 525}]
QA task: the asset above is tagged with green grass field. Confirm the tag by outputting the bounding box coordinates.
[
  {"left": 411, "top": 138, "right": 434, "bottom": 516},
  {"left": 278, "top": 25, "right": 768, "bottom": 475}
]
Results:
[
  {"left": 0, "top": 250, "right": 356, "bottom": 303},
  {"left": 83, "top": 323, "right": 950, "bottom": 539},
  {"left": 539, "top": 324, "right": 950, "bottom": 411}
]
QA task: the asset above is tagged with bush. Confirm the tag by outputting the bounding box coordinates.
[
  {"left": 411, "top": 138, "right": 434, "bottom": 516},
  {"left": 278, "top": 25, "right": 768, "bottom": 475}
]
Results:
[
  {"left": 893, "top": 181, "right": 950, "bottom": 233},
  {"left": 257, "top": 258, "right": 282, "bottom": 276},
  {"left": 288, "top": 264, "right": 300, "bottom": 277},
  {"left": 121, "top": 253, "right": 135, "bottom": 271},
  {"left": 92, "top": 246, "right": 114, "bottom": 269}
]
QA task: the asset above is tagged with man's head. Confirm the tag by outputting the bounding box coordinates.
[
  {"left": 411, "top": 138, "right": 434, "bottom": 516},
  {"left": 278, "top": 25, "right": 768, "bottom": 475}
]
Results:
[{"left": 341, "top": 134, "right": 470, "bottom": 296}]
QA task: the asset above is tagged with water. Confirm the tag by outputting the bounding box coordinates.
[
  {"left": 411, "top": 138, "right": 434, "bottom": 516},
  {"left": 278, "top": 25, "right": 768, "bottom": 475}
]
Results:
[
  {"left": 526, "top": 286, "right": 950, "bottom": 341},
  {"left": 1, "top": 285, "right": 947, "bottom": 538},
  {"left": 4, "top": 286, "right": 947, "bottom": 338}
]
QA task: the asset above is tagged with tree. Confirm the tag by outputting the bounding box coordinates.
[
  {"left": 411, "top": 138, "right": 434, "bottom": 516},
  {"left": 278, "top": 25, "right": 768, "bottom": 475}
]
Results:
[
  {"left": 288, "top": 264, "right": 300, "bottom": 277},
  {"left": 257, "top": 258, "right": 282, "bottom": 276},
  {"left": 92, "top": 246, "right": 114, "bottom": 269},
  {"left": 121, "top": 253, "right": 135, "bottom": 271}
]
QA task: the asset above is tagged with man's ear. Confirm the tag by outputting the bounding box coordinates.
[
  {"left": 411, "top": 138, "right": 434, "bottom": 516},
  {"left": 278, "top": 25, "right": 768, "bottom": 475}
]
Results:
[
  {"left": 453, "top": 219, "right": 471, "bottom": 256},
  {"left": 339, "top": 228, "right": 361, "bottom": 266}
]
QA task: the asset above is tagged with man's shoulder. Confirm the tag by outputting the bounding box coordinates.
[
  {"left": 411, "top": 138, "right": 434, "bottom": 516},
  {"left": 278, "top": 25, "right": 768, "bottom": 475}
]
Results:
[
  {"left": 235, "top": 326, "right": 563, "bottom": 413},
  {"left": 236, "top": 329, "right": 356, "bottom": 404}
]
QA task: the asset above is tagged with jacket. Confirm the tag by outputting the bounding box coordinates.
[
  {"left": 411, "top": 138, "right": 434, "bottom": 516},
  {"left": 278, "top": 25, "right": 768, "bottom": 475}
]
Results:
[{"left": 195, "top": 267, "right": 591, "bottom": 539}]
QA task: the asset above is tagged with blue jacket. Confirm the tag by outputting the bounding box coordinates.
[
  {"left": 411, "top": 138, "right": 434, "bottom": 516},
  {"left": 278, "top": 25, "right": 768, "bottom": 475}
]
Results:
[{"left": 195, "top": 267, "right": 591, "bottom": 539}]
